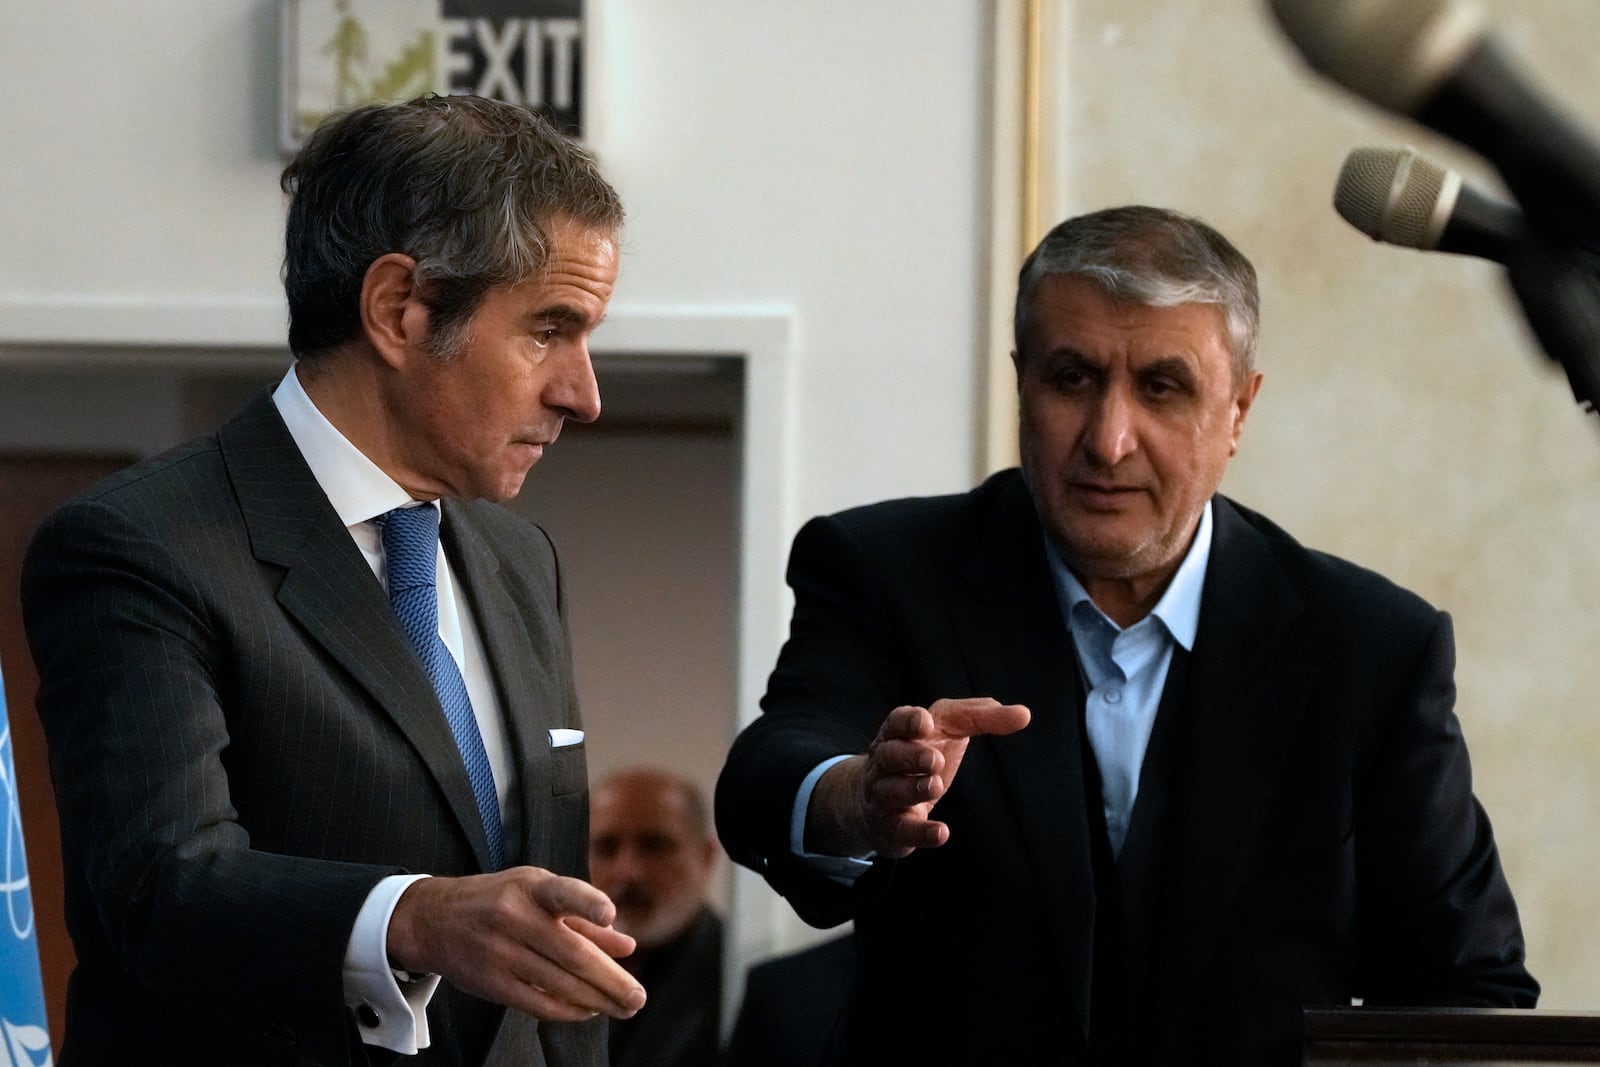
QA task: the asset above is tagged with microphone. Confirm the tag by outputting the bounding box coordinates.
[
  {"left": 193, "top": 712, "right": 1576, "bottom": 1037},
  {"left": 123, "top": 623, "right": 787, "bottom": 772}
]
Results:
[
  {"left": 1332, "top": 145, "right": 1530, "bottom": 263},
  {"left": 1332, "top": 145, "right": 1600, "bottom": 411},
  {"left": 1268, "top": 0, "right": 1600, "bottom": 248}
]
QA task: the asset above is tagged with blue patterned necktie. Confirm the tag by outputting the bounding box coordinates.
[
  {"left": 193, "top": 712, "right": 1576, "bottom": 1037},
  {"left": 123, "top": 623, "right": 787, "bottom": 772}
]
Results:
[{"left": 377, "top": 504, "right": 507, "bottom": 870}]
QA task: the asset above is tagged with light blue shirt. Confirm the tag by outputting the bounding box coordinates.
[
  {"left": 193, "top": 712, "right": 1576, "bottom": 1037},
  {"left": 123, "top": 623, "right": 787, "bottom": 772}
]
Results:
[
  {"left": 793, "top": 501, "right": 1215, "bottom": 879},
  {"left": 1047, "top": 501, "right": 1213, "bottom": 857}
]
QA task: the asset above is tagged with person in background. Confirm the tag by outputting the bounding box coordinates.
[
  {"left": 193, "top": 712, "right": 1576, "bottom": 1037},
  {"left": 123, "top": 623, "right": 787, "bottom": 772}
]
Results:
[
  {"left": 722, "top": 932, "right": 856, "bottom": 1067},
  {"left": 715, "top": 205, "right": 1538, "bottom": 1065},
  {"left": 23, "top": 95, "right": 638, "bottom": 1066},
  {"left": 590, "top": 767, "right": 724, "bottom": 1067}
]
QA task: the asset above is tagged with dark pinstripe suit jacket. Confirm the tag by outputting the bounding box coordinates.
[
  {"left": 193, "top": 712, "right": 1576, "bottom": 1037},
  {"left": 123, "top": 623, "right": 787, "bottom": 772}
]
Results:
[{"left": 22, "top": 391, "right": 604, "bottom": 1066}]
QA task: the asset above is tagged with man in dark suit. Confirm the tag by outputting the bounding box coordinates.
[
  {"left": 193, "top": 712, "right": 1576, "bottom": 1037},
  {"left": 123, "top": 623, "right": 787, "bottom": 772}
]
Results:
[
  {"left": 715, "top": 206, "right": 1538, "bottom": 1064},
  {"left": 22, "top": 96, "right": 644, "bottom": 1066},
  {"left": 722, "top": 933, "right": 854, "bottom": 1067}
]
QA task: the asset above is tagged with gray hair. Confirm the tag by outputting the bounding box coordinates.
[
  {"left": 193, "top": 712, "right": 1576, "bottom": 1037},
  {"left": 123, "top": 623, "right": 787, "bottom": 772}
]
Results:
[
  {"left": 281, "top": 94, "right": 624, "bottom": 359},
  {"left": 1013, "top": 205, "right": 1259, "bottom": 379}
]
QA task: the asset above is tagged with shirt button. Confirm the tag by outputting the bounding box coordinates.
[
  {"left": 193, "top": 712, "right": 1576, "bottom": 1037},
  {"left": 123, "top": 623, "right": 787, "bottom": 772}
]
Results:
[
  {"left": 357, "top": 1004, "right": 381, "bottom": 1029},
  {"left": 1104, "top": 688, "right": 1122, "bottom": 704}
]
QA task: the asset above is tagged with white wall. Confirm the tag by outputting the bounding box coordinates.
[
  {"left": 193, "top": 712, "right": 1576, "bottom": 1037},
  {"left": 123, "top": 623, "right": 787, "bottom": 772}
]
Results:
[
  {"left": 0, "top": 0, "right": 989, "bottom": 511},
  {"left": 593, "top": 3, "right": 991, "bottom": 509}
]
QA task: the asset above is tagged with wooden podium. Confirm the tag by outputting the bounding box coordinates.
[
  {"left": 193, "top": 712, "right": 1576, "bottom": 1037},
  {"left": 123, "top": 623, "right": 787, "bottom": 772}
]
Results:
[{"left": 1304, "top": 1008, "right": 1600, "bottom": 1065}]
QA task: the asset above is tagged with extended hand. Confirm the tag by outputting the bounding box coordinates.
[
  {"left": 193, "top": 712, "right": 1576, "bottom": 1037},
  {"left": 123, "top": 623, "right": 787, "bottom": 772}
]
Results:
[
  {"left": 810, "top": 696, "right": 1030, "bottom": 859},
  {"left": 386, "top": 867, "right": 646, "bottom": 1022}
]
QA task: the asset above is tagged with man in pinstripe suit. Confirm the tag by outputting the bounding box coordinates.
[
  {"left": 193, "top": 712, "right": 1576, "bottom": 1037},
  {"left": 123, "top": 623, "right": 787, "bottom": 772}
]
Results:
[{"left": 22, "top": 96, "right": 640, "bottom": 1066}]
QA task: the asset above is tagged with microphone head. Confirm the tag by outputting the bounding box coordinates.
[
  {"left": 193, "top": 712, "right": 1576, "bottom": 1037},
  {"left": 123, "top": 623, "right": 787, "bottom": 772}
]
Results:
[
  {"left": 1267, "top": 0, "right": 1487, "bottom": 112},
  {"left": 1334, "top": 146, "right": 1461, "bottom": 250}
]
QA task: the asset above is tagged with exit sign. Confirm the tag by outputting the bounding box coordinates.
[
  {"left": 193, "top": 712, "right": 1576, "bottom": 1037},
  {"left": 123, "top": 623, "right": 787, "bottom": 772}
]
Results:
[{"left": 281, "top": 0, "right": 585, "bottom": 152}]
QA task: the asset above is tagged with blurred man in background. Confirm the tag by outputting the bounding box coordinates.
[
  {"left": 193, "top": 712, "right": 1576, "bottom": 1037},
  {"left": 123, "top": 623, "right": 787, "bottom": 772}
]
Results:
[{"left": 591, "top": 767, "right": 723, "bottom": 1067}]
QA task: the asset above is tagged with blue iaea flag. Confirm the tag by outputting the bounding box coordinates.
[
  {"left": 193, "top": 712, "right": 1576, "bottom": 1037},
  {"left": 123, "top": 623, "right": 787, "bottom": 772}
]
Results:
[{"left": 0, "top": 661, "right": 52, "bottom": 1066}]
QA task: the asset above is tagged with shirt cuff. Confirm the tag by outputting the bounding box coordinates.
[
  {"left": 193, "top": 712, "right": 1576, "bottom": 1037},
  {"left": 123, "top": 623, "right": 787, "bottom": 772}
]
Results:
[
  {"left": 791, "top": 755, "right": 876, "bottom": 885},
  {"left": 343, "top": 873, "right": 441, "bottom": 1053}
]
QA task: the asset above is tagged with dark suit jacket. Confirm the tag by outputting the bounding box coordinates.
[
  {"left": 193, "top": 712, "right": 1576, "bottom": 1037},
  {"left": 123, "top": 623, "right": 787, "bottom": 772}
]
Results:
[
  {"left": 608, "top": 907, "right": 722, "bottom": 1067},
  {"left": 722, "top": 933, "right": 855, "bottom": 1067},
  {"left": 22, "top": 392, "right": 604, "bottom": 1066},
  {"left": 715, "top": 470, "right": 1536, "bottom": 1065}
]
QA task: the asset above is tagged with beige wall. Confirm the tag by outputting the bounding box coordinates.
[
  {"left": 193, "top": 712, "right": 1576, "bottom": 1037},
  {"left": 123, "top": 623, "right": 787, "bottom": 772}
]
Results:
[{"left": 1042, "top": 0, "right": 1600, "bottom": 1007}]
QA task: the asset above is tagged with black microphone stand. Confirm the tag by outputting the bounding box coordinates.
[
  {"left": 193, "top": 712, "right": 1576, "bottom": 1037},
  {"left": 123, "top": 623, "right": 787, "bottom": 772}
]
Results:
[
  {"left": 1417, "top": 36, "right": 1600, "bottom": 416},
  {"left": 1503, "top": 242, "right": 1600, "bottom": 414}
]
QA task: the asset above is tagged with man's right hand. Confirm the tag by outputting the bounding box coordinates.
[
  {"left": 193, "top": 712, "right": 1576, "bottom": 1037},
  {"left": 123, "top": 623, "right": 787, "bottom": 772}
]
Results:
[
  {"left": 807, "top": 696, "right": 1030, "bottom": 859},
  {"left": 385, "top": 868, "right": 646, "bottom": 1022}
]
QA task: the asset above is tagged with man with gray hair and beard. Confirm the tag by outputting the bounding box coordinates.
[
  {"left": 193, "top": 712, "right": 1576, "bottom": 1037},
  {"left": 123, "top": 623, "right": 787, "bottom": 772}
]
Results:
[
  {"left": 589, "top": 767, "right": 722, "bottom": 1067},
  {"left": 25, "top": 96, "right": 639, "bottom": 1066},
  {"left": 717, "top": 205, "right": 1538, "bottom": 1065}
]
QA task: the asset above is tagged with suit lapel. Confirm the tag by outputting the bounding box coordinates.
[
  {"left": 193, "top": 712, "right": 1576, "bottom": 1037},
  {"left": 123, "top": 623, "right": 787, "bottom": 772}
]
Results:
[
  {"left": 441, "top": 502, "right": 568, "bottom": 872},
  {"left": 1152, "top": 497, "right": 1315, "bottom": 1021},
  {"left": 954, "top": 478, "right": 1096, "bottom": 1045},
  {"left": 218, "top": 392, "right": 496, "bottom": 868}
]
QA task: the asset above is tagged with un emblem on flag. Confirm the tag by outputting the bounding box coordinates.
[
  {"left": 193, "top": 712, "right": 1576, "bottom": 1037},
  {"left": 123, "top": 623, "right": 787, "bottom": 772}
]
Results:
[{"left": 0, "top": 665, "right": 52, "bottom": 1067}]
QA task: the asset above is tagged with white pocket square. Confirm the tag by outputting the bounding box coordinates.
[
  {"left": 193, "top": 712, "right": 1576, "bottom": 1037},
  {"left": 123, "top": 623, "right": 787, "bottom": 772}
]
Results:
[{"left": 549, "top": 728, "right": 584, "bottom": 748}]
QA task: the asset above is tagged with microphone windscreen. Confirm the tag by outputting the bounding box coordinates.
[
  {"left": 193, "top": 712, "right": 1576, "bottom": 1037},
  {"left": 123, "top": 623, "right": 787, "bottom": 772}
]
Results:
[
  {"left": 1267, "top": 0, "right": 1487, "bottom": 113},
  {"left": 1334, "top": 146, "right": 1456, "bottom": 249}
]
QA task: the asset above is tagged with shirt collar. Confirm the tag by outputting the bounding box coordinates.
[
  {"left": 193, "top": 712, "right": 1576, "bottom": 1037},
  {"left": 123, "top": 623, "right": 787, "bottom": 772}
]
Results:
[
  {"left": 1047, "top": 499, "right": 1213, "bottom": 651},
  {"left": 271, "top": 365, "right": 420, "bottom": 527}
]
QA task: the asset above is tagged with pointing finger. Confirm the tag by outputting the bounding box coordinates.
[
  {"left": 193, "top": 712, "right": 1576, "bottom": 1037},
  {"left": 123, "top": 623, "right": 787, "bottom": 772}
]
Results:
[{"left": 929, "top": 697, "right": 1031, "bottom": 738}]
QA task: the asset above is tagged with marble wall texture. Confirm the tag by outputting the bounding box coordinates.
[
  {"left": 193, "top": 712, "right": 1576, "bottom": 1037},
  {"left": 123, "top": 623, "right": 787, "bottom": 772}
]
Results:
[{"left": 1043, "top": 0, "right": 1600, "bottom": 1007}]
